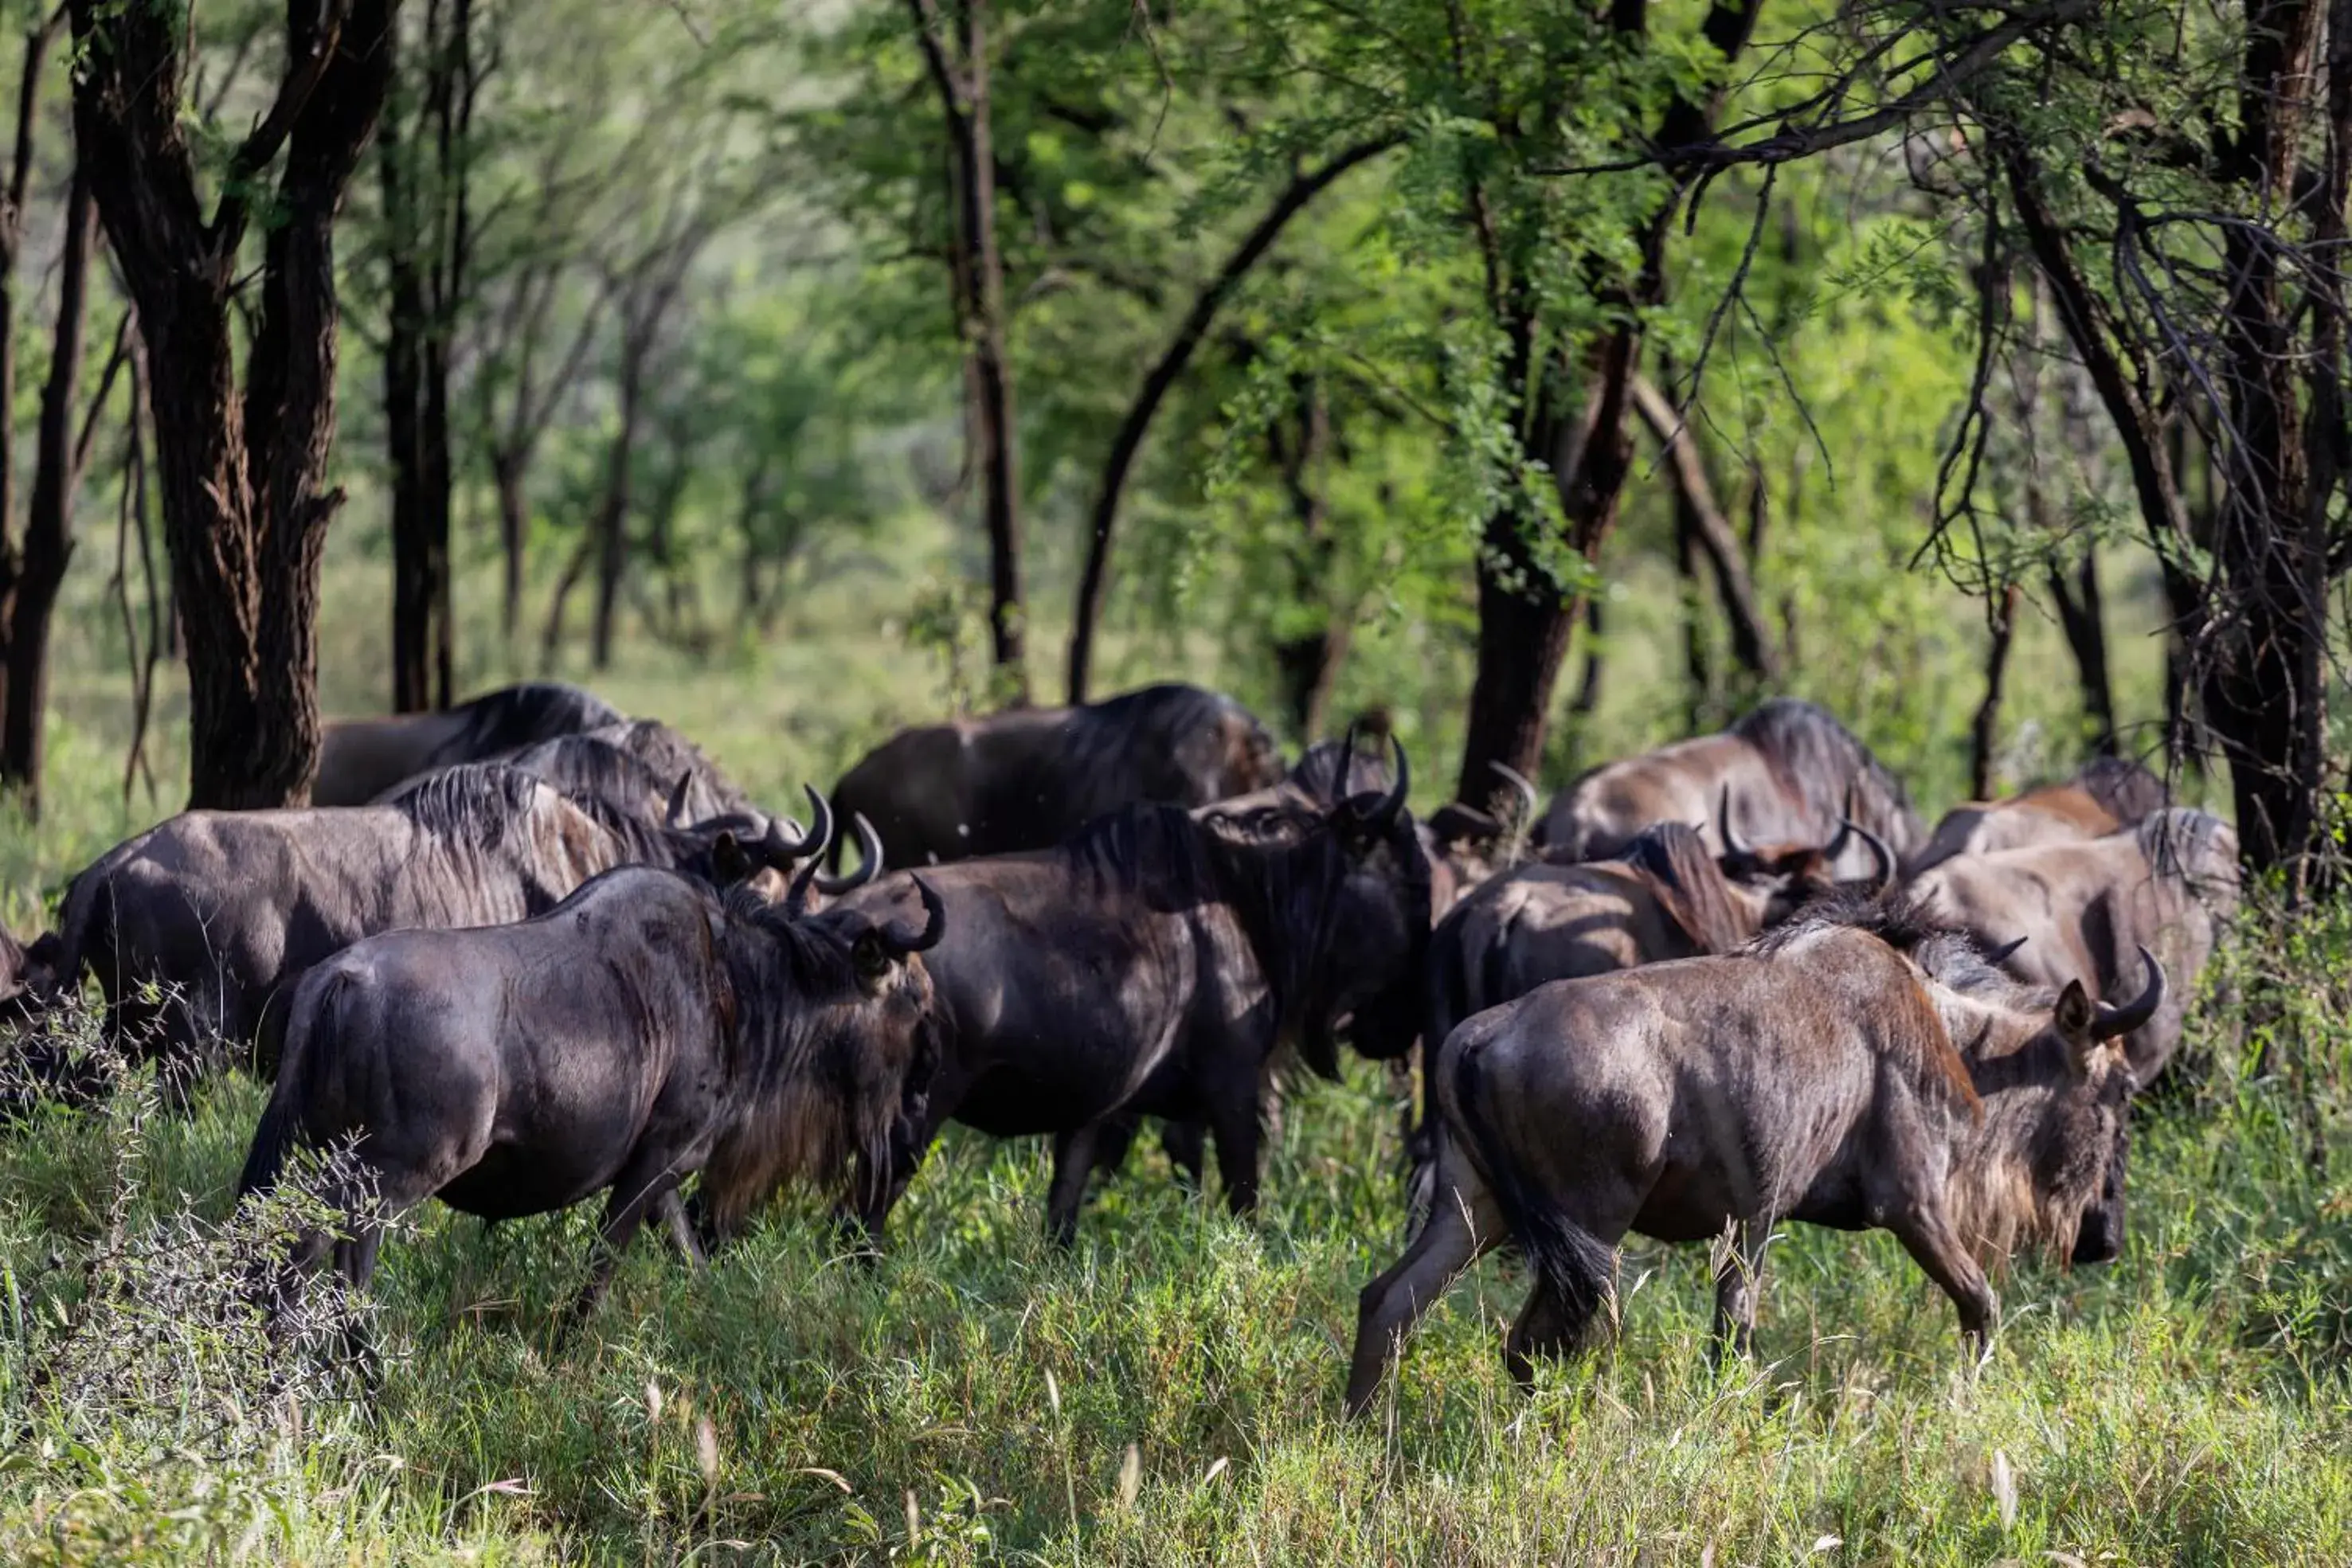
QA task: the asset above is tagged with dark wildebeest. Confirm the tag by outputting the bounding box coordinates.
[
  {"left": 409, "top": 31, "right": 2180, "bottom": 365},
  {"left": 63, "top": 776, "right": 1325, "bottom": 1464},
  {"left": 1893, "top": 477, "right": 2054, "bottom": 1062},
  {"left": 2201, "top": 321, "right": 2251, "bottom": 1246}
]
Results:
[
  {"left": 1904, "top": 756, "right": 2171, "bottom": 878},
  {"left": 236, "top": 853, "right": 945, "bottom": 1343},
  {"left": 1344, "top": 896, "right": 2162, "bottom": 1415},
  {"left": 394, "top": 718, "right": 756, "bottom": 828},
  {"left": 312, "top": 681, "right": 624, "bottom": 805},
  {"left": 1537, "top": 698, "right": 1922, "bottom": 878},
  {"left": 830, "top": 741, "right": 1427, "bottom": 1245},
  {"left": 1907, "top": 807, "right": 2237, "bottom": 1084},
  {"left": 42, "top": 766, "right": 859, "bottom": 1082},
  {"left": 832, "top": 682, "right": 1283, "bottom": 868}
]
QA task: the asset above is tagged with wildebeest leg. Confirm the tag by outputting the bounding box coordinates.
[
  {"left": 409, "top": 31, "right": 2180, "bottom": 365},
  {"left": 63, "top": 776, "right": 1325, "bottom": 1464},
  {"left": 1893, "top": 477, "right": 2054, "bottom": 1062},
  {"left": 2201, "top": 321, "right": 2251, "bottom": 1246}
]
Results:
[
  {"left": 1044, "top": 1123, "right": 1106, "bottom": 1247},
  {"left": 333, "top": 1222, "right": 388, "bottom": 1375},
  {"left": 1159, "top": 1120, "right": 1206, "bottom": 1190},
  {"left": 1888, "top": 1203, "right": 1998, "bottom": 1359},
  {"left": 565, "top": 1157, "right": 679, "bottom": 1331},
  {"left": 1343, "top": 1166, "right": 1506, "bottom": 1417},
  {"left": 1089, "top": 1115, "right": 1141, "bottom": 1184},
  {"left": 1710, "top": 1218, "right": 1773, "bottom": 1365},
  {"left": 1204, "top": 1094, "right": 1263, "bottom": 1218},
  {"left": 659, "top": 1189, "right": 706, "bottom": 1269}
]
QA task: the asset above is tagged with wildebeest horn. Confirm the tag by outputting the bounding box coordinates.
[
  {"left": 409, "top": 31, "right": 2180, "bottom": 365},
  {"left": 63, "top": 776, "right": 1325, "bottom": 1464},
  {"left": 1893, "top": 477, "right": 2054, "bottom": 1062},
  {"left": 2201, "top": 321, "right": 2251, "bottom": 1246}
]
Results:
[
  {"left": 1488, "top": 761, "right": 1539, "bottom": 826},
  {"left": 878, "top": 874, "right": 947, "bottom": 954},
  {"left": 1363, "top": 735, "right": 1409, "bottom": 827},
  {"left": 665, "top": 771, "right": 694, "bottom": 829},
  {"left": 1841, "top": 819, "right": 1895, "bottom": 893},
  {"left": 1716, "top": 785, "right": 1751, "bottom": 858},
  {"left": 1337, "top": 719, "right": 1365, "bottom": 801},
  {"left": 2092, "top": 946, "right": 2166, "bottom": 1041},
  {"left": 814, "top": 811, "right": 883, "bottom": 894},
  {"left": 1984, "top": 934, "right": 2029, "bottom": 966},
  {"left": 764, "top": 784, "right": 833, "bottom": 865}
]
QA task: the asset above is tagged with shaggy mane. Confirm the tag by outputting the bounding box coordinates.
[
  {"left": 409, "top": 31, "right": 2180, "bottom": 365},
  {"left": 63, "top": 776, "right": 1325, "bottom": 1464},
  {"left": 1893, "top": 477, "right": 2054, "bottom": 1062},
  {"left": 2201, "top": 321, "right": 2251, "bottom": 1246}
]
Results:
[
  {"left": 2074, "top": 754, "right": 2170, "bottom": 824},
  {"left": 1617, "top": 823, "right": 1754, "bottom": 954},
  {"left": 1730, "top": 698, "right": 1920, "bottom": 854},
  {"left": 436, "top": 681, "right": 622, "bottom": 763}
]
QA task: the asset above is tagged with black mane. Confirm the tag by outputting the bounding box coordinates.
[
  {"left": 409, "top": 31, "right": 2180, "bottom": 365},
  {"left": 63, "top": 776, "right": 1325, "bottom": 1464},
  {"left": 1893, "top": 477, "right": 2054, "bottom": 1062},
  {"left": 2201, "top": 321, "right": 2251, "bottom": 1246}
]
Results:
[
  {"left": 1730, "top": 698, "right": 1920, "bottom": 853},
  {"left": 1616, "top": 822, "right": 1750, "bottom": 954},
  {"left": 382, "top": 762, "right": 555, "bottom": 848},
  {"left": 434, "top": 682, "right": 624, "bottom": 765},
  {"left": 1752, "top": 887, "right": 2038, "bottom": 1003},
  {"left": 2076, "top": 755, "right": 2170, "bottom": 825}
]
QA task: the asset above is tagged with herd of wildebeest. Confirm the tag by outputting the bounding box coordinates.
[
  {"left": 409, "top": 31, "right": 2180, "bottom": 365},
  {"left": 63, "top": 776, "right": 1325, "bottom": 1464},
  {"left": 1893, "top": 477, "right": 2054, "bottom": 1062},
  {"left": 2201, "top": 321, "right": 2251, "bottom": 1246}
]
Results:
[{"left": 0, "top": 680, "right": 2243, "bottom": 1407}]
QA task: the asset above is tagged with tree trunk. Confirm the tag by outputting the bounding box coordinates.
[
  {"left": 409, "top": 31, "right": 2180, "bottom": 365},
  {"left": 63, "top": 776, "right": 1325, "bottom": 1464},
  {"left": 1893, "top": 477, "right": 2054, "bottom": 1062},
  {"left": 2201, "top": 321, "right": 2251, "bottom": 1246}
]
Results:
[
  {"left": 1675, "top": 484, "right": 1712, "bottom": 734},
  {"left": 589, "top": 350, "right": 642, "bottom": 671},
  {"left": 69, "top": 0, "right": 395, "bottom": 809},
  {"left": 0, "top": 170, "right": 95, "bottom": 809},
  {"left": 909, "top": 0, "right": 1026, "bottom": 700},
  {"left": 1970, "top": 581, "right": 2021, "bottom": 798},
  {"left": 2045, "top": 550, "right": 2115, "bottom": 756},
  {"left": 381, "top": 49, "right": 434, "bottom": 712},
  {"left": 494, "top": 448, "right": 528, "bottom": 635}
]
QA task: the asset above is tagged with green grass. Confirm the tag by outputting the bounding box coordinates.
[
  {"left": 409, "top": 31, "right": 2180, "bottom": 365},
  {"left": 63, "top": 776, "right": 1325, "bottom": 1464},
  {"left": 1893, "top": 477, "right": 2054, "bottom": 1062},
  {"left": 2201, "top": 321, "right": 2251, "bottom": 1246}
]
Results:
[{"left": 0, "top": 510, "right": 2337, "bottom": 1562}]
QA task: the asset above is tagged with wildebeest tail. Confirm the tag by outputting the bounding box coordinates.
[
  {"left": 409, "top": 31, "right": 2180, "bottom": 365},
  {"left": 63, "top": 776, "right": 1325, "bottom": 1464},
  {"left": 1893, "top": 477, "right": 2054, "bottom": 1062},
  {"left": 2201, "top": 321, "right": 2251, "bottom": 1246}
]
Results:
[
  {"left": 1450, "top": 1038, "right": 1616, "bottom": 1324},
  {"left": 237, "top": 965, "right": 344, "bottom": 1198},
  {"left": 237, "top": 1086, "right": 301, "bottom": 1199}
]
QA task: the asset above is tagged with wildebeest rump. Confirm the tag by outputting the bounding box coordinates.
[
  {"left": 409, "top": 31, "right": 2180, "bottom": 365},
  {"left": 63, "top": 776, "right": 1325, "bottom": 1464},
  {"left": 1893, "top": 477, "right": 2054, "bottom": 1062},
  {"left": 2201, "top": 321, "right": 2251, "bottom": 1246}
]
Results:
[
  {"left": 1537, "top": 698, "right": 1922, "bottom": 877},
  {"left": 237, "top": 856, "right": 945, "bottom": 1339},
  {"left": 42, "top": 765, "right": 834, "bottom": 1081},
  {"left": 1904, "top": 756, "right": 2170, "bottom": 877},
  {"left": 832, "top": 682, "right": 1283, "bottom": 868},
  {"left": 831, "top": 744, "right": 1426, "bottom": 1245},
  {"left": 312, "top": 681, "right": 624, "bottom": 805},
  {"left": 1907, "top": 807, "right": 2237, "bottom": 1081},
  {"left": 1343, "top": 896, "right": 2161, "bottom": 1414}
]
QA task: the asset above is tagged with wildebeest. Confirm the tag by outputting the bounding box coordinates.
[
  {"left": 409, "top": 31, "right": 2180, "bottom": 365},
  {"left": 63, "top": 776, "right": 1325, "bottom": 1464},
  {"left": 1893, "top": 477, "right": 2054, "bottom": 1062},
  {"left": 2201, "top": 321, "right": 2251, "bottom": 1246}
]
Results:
[
  {"left": 1907, "top": 807, "right": 2237, "bottom": 1081},
  {"left": 393, "top": 718, "right": 755, "bottom": 828},
  {"left": 41, "top": 766, "right": 853, "bottom": 1081},
  {"left": 1386, "top": 813, "right": 1895, "bottom": 1214},
  {"left": 236, "top": 852, "right": 945, "bottom": 1342},
  {"left": 312, "top": 681, "right": 624, "bottom": 805},
  {"left": 832, "top": 682, "right": 1283, "bottom": 868},
  {"left": 1344, "top": 896, "right": 2162, "bottom": 1415},
  {"left": 1537, "top": 698, "right": 1922, "bottom": 878},
  {"left": 1904, "top": 755, "right": 2171, "bottom": 877},
  {"left": 831, "top": 741, "right": 1427, "bottom": 1245}
]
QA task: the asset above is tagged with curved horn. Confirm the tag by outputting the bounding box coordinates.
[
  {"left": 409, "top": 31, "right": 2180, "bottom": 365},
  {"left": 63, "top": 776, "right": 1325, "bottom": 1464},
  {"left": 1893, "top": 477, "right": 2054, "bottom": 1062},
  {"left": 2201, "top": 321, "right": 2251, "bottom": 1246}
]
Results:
[
  {"left": 2092, "top": 946, "right": 2166, "bottom": 1041},
  {"left": 814, "top": 811, "right": 884, "bottom": 894},
  {"left": 1489, "top": 761, "right": 1539, "bottom": 827},
  {"left": 665, "top": 771, "right": 695, "bottom": 829},
  {"left": 1361, "top": 735, "right": 1409, "bottom": 827},
  {"left": 1984, "top": 934, "right": 2029, "bottom": 967},
  {"left": 762, "top": 784, "right": 833, "bottom": 865},
  {"left": 1336, "top": 719, "right": 1364, "bottom": 804},
  {"left": 878, "top": 874, "right": 947, "bottom": 954},
  {"left": 1716, "top": 785, "right": 1751, "bottom": 858},
  {"left": 1841, "top": 819, "right": 1895, "bottom": 893}
]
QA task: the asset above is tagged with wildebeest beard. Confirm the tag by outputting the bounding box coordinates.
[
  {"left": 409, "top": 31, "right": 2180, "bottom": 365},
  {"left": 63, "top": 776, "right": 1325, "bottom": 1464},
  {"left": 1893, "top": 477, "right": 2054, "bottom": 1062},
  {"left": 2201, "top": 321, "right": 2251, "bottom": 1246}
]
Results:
[
  {"left": 693, "top": 886, "right": 937, "bottom": 1237},
  {"left": 1059, "top": 800, "right": 1431, "bottom": 1081}
]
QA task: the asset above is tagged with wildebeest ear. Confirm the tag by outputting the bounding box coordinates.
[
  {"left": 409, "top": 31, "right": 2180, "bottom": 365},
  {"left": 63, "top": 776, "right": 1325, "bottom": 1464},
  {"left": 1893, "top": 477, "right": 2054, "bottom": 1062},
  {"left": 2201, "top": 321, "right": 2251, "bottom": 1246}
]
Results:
[
  {"left": 2055, "top": 979, "right": 2097, "bottom": 1058},
  {"left": 712, "top": 831, "right": 754, "bottom": 886}
]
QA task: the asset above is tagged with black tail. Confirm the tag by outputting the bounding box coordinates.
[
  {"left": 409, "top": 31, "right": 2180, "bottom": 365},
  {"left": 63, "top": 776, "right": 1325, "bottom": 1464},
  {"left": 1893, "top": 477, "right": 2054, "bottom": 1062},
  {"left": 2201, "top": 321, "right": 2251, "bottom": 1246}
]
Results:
[
  {"left": 237, "top": 1088, "right": 301, "bottom": 1199},
  {"left": 237, "top": 968, "right": 340, "bottom": 1198},
  {"left": 1450, "top": 1039, "right": 1617, "bottom": 1324}
]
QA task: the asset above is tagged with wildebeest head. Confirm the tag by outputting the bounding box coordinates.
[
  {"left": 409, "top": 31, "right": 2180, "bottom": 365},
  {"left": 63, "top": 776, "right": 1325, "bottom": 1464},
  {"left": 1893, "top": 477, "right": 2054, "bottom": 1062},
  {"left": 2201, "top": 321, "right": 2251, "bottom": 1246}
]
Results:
[
  {"left": 1712, "top": 785, "right": 1896, "bottom": 920},
  {"left": 1203, "top": 728, "right": 1429, "bottom": 1074},
  {"left": 695, "top": 864, "right": 947, "bottom": 1241},
  {"left": 1916, "top": 933, "right": 2164, "bottom": 1267},
  {"left": 699, "top": 784, "right": 886, "bottom": 908}
]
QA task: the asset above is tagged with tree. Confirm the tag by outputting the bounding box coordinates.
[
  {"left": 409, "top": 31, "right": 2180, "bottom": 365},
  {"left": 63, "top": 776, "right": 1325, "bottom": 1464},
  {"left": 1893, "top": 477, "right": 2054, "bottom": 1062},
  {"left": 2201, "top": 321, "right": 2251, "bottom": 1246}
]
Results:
[
  {"left": 380, "top": 0, "right": 481, "bottom": 712},
  {"left": 907, "top": 0, "right": 1027, "bottom": 700},
  {"left": 68, "top": 0, "right": 397, "bottom": 808}
]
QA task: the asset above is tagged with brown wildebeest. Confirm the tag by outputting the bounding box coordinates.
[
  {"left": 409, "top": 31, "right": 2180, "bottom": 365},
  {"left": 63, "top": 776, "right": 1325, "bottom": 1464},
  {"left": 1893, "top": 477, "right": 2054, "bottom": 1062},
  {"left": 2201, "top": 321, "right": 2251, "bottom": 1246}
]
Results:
[
  {"left": 829, "top": 741, "right": 1426, "bottom": 1246},
  {"left": 40, "top": 767, "right": 863, "bottom": 1083},
  {"left": 1386, "top": 811, "right": 1896, "bottom": 1216},
  {"left": 1907, "top": 807, "right": 2237, "bottom": 1083},
  {"left": 1537, "top": 698, "right": 1922, "bottom": 878},
  {"left": 237, "top": 850, "right": 945, "bottom": 1349},
  {"left": 1904, "top": 756, "right": 2171, "bottom": 877},
  {"left": 390, "top": 718, "right": 755, "bottom": 828},
  {"left": 1343, "top": 895, "right": 2162, "bottom": 1415},
  {"left": 831, "top": 682, "right": 1282, "bottom": 868},
  {"left": 312, "top": 681, "right": 623, "bottom": 805}
]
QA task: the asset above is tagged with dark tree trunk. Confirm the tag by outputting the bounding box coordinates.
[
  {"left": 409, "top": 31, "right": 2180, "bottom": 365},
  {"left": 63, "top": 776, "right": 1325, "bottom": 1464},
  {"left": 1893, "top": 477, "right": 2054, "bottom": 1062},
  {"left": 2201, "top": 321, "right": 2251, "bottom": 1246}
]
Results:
[
  {"left": 381, "top": 57, "right": 433, "bottom": 712},
  {"left": 0, "top": 170, "right": 96, "bottom": 809},
  {"left": 1064, "top": 136, "right": 1400, "bottom": 703},
  {"left": 1266, "top": 377, "right": 1349, "bottom": 738},
  {"left": 1675, "top": 485, "right": 1712, "bottom": 734},
  {"left": 494, "top": 449, "right": 528, "bottom": 634},
  {"left": 1970, "top": 581, "right": 2021, "bottom": 798},
  {"left": 589, "top": 351, "right": 642, "bottom": 671},
  {"left": 909, "top": 0, "right": 1026, "bottom": 700},
  {"left": 2045, "top": 550, "right": 2115, "bottom": 756},
  {"left": 69, "top": 0, "right": 395, "bottom": 809}
]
